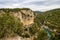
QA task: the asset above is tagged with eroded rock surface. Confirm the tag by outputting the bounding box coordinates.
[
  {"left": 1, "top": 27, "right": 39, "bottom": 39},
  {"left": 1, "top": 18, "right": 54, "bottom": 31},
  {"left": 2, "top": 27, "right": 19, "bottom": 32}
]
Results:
[
  {"left": 0, "top": 8, "right": 34, "bottom": 26},
  {"left": 13, "top": 9, "right": 34, "bottom": 26}
]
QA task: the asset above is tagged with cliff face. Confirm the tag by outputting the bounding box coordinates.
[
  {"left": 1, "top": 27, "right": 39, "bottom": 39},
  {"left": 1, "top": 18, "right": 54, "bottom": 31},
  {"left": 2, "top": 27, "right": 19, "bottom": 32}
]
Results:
[
  {"left": 0, "top": 8, "right": 34, "bottom": 26},
  {"left": 0, "top": 8, "right": 35, "bottom": 40},
  {"left": 13, "top": 10, "right": 34, "bottom": 26}
]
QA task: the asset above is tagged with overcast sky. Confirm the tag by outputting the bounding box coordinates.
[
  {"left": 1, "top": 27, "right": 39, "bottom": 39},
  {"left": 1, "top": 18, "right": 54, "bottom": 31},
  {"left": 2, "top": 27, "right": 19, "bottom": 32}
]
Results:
[{"left": 0, "top": 0, "right": 60, "bottom": 11}]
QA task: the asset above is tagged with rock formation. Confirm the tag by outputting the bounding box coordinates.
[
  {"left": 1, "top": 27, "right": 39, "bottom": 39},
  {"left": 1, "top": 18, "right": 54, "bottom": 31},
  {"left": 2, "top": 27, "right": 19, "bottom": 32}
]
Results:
[
  {"left": 13, "top": 9, "right": 34, "bottom": 26},
  {"left": 0, "top": 8, "right": 34, "bottom": 26},
  {"left": 0, "top": 8, "right": 35, "bottom": 40}
]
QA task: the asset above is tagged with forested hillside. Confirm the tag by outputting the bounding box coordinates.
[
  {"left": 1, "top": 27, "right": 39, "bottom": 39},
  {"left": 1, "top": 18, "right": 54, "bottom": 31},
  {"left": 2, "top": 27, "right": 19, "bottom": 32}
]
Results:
[{"left": 34, "top": 8, "right": 60, "bottom": 40}]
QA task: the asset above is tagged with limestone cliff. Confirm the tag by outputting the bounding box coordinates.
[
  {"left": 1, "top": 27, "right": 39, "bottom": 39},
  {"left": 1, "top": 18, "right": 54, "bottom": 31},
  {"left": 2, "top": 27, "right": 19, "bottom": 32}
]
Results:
[
  {"left": 13, "top": 9, "right": 34, "bottom": 26},
  {"left": 0, "top": 8, "right": 34, "bottom": 26},
  {"left": 0, "top": 8, "right": 35, "bottom": 40}
]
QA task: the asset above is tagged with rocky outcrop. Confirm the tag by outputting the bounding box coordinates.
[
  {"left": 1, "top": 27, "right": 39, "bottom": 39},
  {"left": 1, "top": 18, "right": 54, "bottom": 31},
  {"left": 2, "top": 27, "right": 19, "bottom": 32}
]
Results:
[
  {"left": 0, "top": 8, "right": 35, "bottom": 26},
  {"left": 0, "top": 8, "right": 35, "bottom": 40},
  {"left": 13, "top": 9, "right": 34, "bottom": 26}
]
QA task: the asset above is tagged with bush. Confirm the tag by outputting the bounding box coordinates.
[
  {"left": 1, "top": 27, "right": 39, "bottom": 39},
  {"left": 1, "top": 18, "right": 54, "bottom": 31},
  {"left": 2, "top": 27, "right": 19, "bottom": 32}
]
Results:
[{"left": 36, "top": 31, "right": 48, "bottom": 40}]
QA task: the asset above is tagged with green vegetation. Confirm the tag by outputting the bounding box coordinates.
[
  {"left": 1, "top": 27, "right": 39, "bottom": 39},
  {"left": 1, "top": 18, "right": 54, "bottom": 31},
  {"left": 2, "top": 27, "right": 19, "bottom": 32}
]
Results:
[
  {"left": 0, "top": 13, "right": 24, "bottom": 38},
  {"left": 0, "top": 8, "right": 30, "bottom": 13},
  {"left": 36, "top": 31, "right": 48, "bottom": 40},
  {"left": 29, "top": 24, "right": 39, "bottom": 35},
  {"left": 34, "top": 8, "right": 60, "bottom": 40},
  {"left": 0, "top": 8, "right": 60, "bottom": 40}
]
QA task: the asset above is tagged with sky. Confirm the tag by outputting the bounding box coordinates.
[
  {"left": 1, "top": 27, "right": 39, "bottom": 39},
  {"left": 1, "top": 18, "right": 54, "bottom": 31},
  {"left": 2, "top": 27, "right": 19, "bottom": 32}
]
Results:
[{"left": 0, "top": 0, "right": 60, "bottom": 11}]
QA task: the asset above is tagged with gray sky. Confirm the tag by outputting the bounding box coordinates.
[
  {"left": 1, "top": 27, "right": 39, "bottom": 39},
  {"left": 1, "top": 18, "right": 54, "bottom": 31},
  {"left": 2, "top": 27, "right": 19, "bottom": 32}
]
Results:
[{"left": 0, "top": 0, "right": 60, "bottom": 11}]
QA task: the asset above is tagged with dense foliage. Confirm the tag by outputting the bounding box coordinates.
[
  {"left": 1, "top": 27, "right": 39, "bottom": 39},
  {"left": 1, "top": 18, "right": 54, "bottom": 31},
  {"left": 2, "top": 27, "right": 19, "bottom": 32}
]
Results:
[
  {"left": 0, "top": 8, "right": 60, "bottom": 40},
  {"left": 0, "top": 13, "right": 24, "bottom": 38},
  {"left": 34, "top": 8, "right": 60, "bottom": 40}
]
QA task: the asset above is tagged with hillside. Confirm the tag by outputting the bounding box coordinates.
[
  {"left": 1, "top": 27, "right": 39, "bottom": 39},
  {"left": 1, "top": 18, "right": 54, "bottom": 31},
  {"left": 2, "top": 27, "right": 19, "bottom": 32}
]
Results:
[
  {"left": 0, "top": 8, "right": 34, "bottom": 26},
  {"left": 0, "top": 8, "right": 35, "bottom": 40},
  {"left": 35, "top": 8, "right": 60, "bottom": 28},
  {"left": 0, "top": 8, "right": 60, "bottom": 40},
  {"left": 34, "top": 8, "right": 60, "bottom": 40}
]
